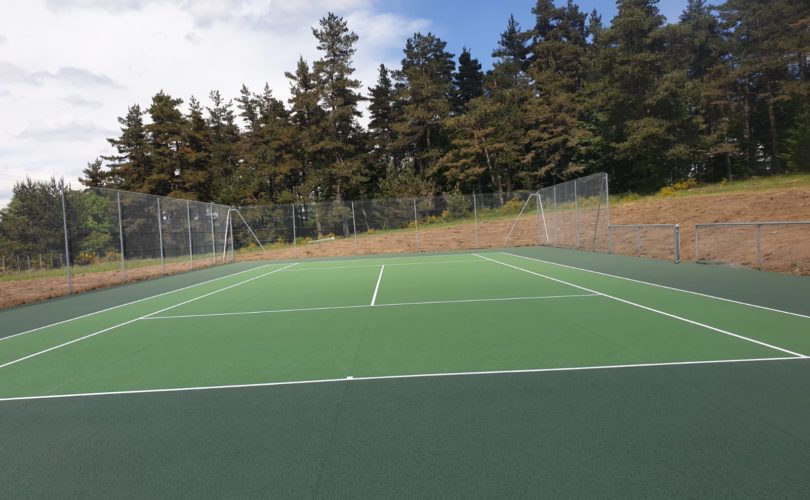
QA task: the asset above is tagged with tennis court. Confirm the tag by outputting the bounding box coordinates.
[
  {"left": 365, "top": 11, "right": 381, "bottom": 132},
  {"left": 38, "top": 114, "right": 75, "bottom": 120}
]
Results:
[{"left": 2, "top": 247, "right": 810, "bottom": 497}]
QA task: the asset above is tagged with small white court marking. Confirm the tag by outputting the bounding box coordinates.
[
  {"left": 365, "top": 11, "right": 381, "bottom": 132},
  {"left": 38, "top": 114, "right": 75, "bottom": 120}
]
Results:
[
  {"left": 0, "top": 356, "right": 805, "bottom": 403},
  {"left": 371, "top": 265, "right": 385, "bottom": 306},
  {"left": 144, "top": 293, "right": 599, "bottom": 320},
  {"left": 1, "top": 263, "right": 274, "bottom": 342},
  {"left": 0, "top": 263, "right": 298, "bottom": 371},
  {"left": 504, "top": 252, "right": 810, "bottom": 321},
  {"left": 474, "top": 253, "right": 808, "bottom": 358}
]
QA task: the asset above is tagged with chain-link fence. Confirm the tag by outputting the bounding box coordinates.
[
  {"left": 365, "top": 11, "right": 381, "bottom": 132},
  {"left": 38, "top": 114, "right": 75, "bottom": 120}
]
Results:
[
  {"left": 5, "top": 171, "right": 733, "bottom": 309},
  {"left": 0, "top": 187, "right": 233, "bottom": 308},
  {"left": 695, "top": 222, "right": 810, "bottom": 273}
]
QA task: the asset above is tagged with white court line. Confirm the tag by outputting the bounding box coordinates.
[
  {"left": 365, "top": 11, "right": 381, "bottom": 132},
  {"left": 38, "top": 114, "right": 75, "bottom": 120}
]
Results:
[
  {"left": 371, "top": 265, "right": 385, "bottom": 306},
  {"left": 474, "top": 253, "right": 808, "bottom": 358},
  {"left": 503, "top": 252, "right": 810, "bottom": 320},
  {"left": 143, "top": 293, "right": 599, "bottom": 320},
  {"left": 0, "top": 263, "right": 274, "bottom": 342},
  {"left": 280, "top": 259, "right": 485, "bottom": 272},
  {"left": 0, "top": 263, "right": 298, "bottom": 371},
  {"left": 0, "top": 356, "right": 805, "bottom": 403}
]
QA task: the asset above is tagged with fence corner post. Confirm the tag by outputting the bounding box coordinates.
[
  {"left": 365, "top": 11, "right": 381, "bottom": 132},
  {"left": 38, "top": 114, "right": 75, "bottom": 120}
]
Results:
[
  {"left": 60, "top": 185, "right": 72, "bottom": 295},
  {"left": 674, "top": 225, "right": 681, "bottom": 264}
]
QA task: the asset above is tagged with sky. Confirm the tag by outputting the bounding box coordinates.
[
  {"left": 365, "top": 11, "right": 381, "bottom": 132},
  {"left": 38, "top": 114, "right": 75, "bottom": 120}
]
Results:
[{"left": 0, "top": 0, "right": 687, "bottom": 207}]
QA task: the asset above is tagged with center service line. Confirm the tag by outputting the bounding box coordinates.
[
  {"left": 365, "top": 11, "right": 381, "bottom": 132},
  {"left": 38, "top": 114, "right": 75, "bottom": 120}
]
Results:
[{"left": 371, "top": 265, "right": 385, "bottom": 306}]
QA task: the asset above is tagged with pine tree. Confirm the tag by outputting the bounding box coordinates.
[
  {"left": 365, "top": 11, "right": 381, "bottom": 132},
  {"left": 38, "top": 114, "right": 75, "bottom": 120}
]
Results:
[
  {"left": 176, "top": 96, "right": 212, "bottom": 199},
  {"left": 79, "top": 158, "right": 106, "bottom": 188},
  {"left": 391, "top": 32, "right": 456, "bottom": 186},
  {"left": 206, "top": 90, "right": 241, "bottom": 202},
  {"left": 103, "top": 104, "right": 150, "bottom": 191},
  {"left": 145, "top": 91, "right": 185, "bottom": 195},
  {"left": 453, "top": 48, "right": 484, "bottom": 113}
]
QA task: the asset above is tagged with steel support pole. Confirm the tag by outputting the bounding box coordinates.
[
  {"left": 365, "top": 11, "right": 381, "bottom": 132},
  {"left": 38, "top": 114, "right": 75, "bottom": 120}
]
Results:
[
  {"left": 535, "top": 193, "right": 541, "bottom": 245},
  {"left": 156, "top": 197, "right": 165, "bottom": 274},
  {"left": 695, "top": 225, "right": 701, "bottom": 262},
  {"left": 351, "top": 201, "right": 359, "bottom": 255},
  {"left": 553, "top": 186, "right": 558, "bottom": 245},
  {"left": 291, "top": 203, "right": 297, "bottom": 257},
  {"left": 473, "top": 193, "right": 479, "bottom": 247},
  {"left": 574, "top": 180, "right": 580, "bottom": 248},
  {"left": 756, "top": 224, "right": 762, "bottom": 271},
  {"left": 229, "top": 208, "right": 235, "bottom": 262},
  {"left": 674, "top": 225, "right": 681, "bottom": 264},
  {"left": 116, "top": 192, "right": 126, "bottom": 283},
  {"left": 186, "top": 201, "right": 193, "bottom": 270},
  {"left": 209, "top": 203, "right": 216, "bottom": 264},
  {"left": 60, "top": 186, "right": 72, "bottom": 294},
  {"left": 413, "top": 198, "right": 420, "bottom": 251},
  {"left": 636, "top": 225, "right": 642, "bottom": 257},
  {"left": 604, "top": 174, "right": 611, "bottom": 252}
]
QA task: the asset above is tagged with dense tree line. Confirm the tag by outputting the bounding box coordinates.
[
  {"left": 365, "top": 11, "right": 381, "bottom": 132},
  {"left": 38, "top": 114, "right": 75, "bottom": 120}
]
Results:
[{"left": 80, "top": 0, "right": 810, "bottom": 203}]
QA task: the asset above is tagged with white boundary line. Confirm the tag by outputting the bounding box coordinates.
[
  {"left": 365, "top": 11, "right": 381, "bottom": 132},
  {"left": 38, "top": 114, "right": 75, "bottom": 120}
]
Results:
[
  {"left": 142, "top": 293, "right": 599, "bottom": 320},
  {"left": 0, "top": 356, "right": 805, "bottom": 403},
  {"left": 281, "top": 259, "right": 485, "bottom": 272},
  {"left": 371, "top": 265, "right": 385, "bottom": 306},
  {"left": 0, "top": 263, "right": 298, "bottom": 371},
  {"left": 473, "top": 253, "right": 808, "bottom": 358},
  {"left": 0, "top": 263, "right": 274, "bottom": 342},
  {"left": 503, "top": 251, "right": 810, "bottom": 320}
]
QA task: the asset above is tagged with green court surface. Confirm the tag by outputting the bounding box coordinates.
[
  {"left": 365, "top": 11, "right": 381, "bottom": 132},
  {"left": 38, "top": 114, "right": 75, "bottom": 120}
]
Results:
[{"left": 1, "top": 248, "right": 809, "bottom": 498}]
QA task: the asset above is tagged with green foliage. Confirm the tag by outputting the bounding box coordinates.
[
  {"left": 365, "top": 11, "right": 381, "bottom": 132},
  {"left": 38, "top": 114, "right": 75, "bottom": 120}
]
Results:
[{"left": 81, "top": 1, "right": 810, "bottom": 202}]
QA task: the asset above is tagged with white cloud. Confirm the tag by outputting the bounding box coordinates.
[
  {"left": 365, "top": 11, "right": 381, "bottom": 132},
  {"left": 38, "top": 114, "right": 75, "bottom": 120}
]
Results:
[
  {"left": 0, "top": 0, "right": 430, "bottom": 207},
  {"left": 63, "top": 94, "right": 104, "bottom": 108},
  {"left": 33, "top": 67, "right": 121, "bottom": 87},
  {"left": 18, "top": 116, "right": 117, "bottom": 142}
]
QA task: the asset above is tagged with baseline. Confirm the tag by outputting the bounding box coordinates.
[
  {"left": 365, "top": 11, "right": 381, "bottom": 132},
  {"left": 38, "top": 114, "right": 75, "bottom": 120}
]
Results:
[
  {"left": 1, "top": 356, "right": 805, "bottom": 403},
  {"left": 0, "top": 263, "right": 298, "bottom": 370},
  {"left": 474, "top": 253, "right": 807, "bottom": 358}
]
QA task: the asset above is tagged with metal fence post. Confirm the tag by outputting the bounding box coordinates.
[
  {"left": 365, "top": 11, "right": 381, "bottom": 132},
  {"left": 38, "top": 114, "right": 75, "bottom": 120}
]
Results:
[
  {"left": 695, "top": 225, "right": 701, "bottom": 262},
  {"left": 674, "top": 225, "right": 681, "bottom": 264},
  {"left": 574, "top": 180, "right": 580, "bottom": 249},
  {"left": 604, "top": 174, "right": 611, "bottom": 252},
  {"left": 473, "top": 193, "right": 479, "bottom": 247},
  {"left": 117, "top": 192, "right": 126, "bottom": 283},
  {"left": 553, "top": 186, "right": 558, "bottom": 245},
  {"left": 756, "top": 224, "right": 762, "bottom": 271},
  {"left": 291, "top": 203, "right": 297, "bottom": 257},
  {"left": 413, "top": 198, "right": 420, "bottom": 251},
  {"left": 535, "top": 193, "right": 541, "bottom": 245},
  {"left": 636, "top": 225, "right": 642, "bottom": 257},
  {"left": 209, "top": 202, "right": 216, "bottom": 263},
  {"left": 186, "top": 201, "right": 193, "bottom": 270},
  {"left": 156, "top": 197, "right": 165, "bottom": 274},
  {"left": 351, "top": 201, "right": 359, "bottom": 255},
  {"left": 60, "top": 186, "right": 72, "bottom": 295},
  {"left": 229, "top": 208, "right": 235, "bottom": 262}
]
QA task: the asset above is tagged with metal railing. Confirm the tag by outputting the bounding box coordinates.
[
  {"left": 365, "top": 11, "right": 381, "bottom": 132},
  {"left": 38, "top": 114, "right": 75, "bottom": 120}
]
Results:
[
  {"left": 608, "top": 224, "right": 681, "bottom": 263},
  {"left": 695, "top": 221, "right": 810, "bottom": 271}
]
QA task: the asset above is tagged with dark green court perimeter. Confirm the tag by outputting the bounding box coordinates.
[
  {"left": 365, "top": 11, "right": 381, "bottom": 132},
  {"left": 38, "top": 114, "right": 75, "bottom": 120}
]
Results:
[{"left": 1, "top": 248, "right": 809, "bottom": 498}]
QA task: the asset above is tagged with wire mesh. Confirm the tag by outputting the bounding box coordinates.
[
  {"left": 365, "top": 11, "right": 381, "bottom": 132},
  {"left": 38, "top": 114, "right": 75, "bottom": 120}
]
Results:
[
  {"left": 608, "top": 225, "right": 680, "bottom": 262},
  {"left": 696, "top": 222, "right": 810, "bottom": 273}
]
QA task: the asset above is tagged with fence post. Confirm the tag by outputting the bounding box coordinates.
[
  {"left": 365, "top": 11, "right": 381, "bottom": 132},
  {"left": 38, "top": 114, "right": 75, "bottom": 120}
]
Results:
[
  {"left": 553, "top": 186, "right": 558, "bottom": 245},
  {"left": 291, "top": 203, "right": 297, "bottom": 258},
  {"left": 535, "top": 193, "right": 541, "bottom": 245},
  {"left": 674, "top": 225, "right": 681, "bottom": 264},
  {"left": 756, "top": 224, "right": 762, "bottom": 271},
  {"left": 604, "top": 174, "right": 611, "bottom": 252},
  {"left": 473, "top": 193, "right": 479, "bottom": 247},
  {"left": 60, "top": 186, "right": 72, "bottom": 295},
  {"left": 636, "top": 225, "right": 641, "bottom": 257},
  {"left": 413, "top": 198, "right": 420, "bottom": 251},
  {"left": 574, "top": 180, "right": 580, "bottom": 249},
  {"left": 117, "top": 192, "right": 126, "bottom": 283},
  {"left": 186, "top": 201, "right": 193, "bottom": 270},
  {"left": 229, "top": 208, "right": 235, "bottom": 262},
  {"left": 695, "top": 225, "right": 701, "bottom": 262},
  {"left": 209, "top": 202, "right": 216, "bottom": 264},
  {"left": 351, "top": 201, "right": 359, "bottom": 255},
  {"left": 156, "top": 197, "right": 165, "bottom": 274}
]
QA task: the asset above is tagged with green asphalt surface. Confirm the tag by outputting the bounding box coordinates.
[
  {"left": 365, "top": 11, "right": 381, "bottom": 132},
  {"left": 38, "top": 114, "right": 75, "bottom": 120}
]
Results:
[{"left": 1, "top": 247, "right": 809, "bottom": 498}]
